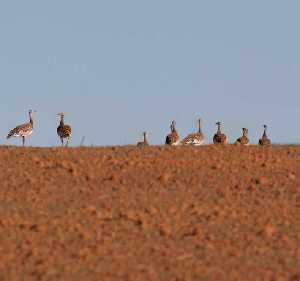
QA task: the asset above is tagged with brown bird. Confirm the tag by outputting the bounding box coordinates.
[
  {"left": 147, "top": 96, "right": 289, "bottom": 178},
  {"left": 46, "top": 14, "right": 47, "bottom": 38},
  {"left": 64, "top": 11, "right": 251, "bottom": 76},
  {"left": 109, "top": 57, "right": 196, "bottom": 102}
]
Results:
[
  {"left": 7, "top": 110, "right": 35, "bottom": 146},
  {"left": 258, "top": 125, "right": 271, "bottom": 146},
  {"left": 57, "top": 113, "right": 72, "bottom": 147},
  {"left": 213, "top": 121, "right": 227, "bottom": 145},
  {"left": 137, "top": 132, "right": 149, "bottom": 147},
  {"left": 165, "top": 120, "right": 180, "bottom": 146},
  {"left": 182, "top": 118, "right": 204, "bottom": 146},
  {"left": 235, "top": 128, "right": 250, "bottom": 145}
]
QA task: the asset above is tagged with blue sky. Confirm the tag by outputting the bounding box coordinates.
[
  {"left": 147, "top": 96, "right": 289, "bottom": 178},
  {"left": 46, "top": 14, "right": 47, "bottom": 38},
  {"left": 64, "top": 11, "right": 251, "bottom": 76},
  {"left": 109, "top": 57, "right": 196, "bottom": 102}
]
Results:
[{"left": 0, "top": 1, "right": 299, "bottom": 146}]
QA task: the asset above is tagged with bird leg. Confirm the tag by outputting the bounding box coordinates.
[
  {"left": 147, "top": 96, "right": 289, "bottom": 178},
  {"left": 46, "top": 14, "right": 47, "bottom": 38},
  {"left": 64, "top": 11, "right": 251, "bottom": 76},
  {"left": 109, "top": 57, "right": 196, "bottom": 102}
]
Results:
[
  {"left": 22, "top": 136, "right": 25, "bottom": 147},
  {"left": 66, "top": 137, "right": 70, "bottom": 147},
  {"left": 60, "top": 138, "right": 64, "bottom": 147}
]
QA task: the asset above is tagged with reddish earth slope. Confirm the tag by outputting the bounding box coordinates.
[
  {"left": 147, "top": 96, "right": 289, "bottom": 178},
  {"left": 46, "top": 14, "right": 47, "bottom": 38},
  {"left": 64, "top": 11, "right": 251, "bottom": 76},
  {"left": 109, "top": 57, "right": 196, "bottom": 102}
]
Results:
[{"left": 0, "top": 145, "right": 299, "bottom": 281}]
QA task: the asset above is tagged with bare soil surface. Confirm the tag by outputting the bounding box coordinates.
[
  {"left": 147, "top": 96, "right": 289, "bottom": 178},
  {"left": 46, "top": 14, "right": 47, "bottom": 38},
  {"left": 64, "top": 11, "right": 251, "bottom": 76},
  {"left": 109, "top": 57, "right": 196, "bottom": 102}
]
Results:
[{"left": 0, "top": 145, "right": 299, "bottom": 281}]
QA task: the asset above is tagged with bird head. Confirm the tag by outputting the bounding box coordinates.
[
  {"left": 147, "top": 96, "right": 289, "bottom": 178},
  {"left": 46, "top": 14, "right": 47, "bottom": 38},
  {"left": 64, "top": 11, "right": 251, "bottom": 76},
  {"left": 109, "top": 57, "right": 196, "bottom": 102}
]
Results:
[{"left": 29, "top": 109, "right": 37, "bottom": 115}]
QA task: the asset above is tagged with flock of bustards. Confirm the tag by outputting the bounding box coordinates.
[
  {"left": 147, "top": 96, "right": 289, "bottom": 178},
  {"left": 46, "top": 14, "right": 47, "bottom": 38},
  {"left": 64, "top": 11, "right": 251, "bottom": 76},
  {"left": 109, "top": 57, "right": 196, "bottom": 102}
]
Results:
[
  {"left": 6, "top": 110, "right": 271, "bottom": 147},
  {"left": 138, "top": 119, "right": 271, "bottom": 147},
  {"left": 7, "top": 110, "right": 72, "bottom": 147}
]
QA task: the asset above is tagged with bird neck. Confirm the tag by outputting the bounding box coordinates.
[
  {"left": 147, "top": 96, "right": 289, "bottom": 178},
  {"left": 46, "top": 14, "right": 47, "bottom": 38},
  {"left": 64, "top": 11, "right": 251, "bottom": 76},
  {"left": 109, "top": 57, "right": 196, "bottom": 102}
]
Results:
[
  {"left": 217, "top": 124, "right": 221, "bottom": 134},
  {"left": 171, "top": 121, "right": 177, "bottom": 133},
  {"left": 60, "top": 117, "right": 65, "bottom": 126},
  {"left": 263, "top": 128, "right": 267, "bottom": 137},
  {"left": 29, "top": 113, "right": 33, "bottom": 125},
  {"left": 198, "top": 120, "right": 202, "bottom": 134}
]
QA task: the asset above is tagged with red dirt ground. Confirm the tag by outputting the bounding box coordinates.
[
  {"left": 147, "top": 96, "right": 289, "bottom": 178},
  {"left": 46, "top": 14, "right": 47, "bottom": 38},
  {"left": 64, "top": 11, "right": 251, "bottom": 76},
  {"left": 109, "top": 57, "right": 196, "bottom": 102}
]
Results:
[{"left": 0, "top": 145, "right": 299, "bottom": 281}]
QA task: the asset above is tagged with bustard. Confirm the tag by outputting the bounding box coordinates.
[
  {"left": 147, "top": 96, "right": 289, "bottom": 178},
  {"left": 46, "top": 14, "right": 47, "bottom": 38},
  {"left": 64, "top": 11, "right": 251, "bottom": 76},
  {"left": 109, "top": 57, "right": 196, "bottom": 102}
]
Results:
[
  {"left": 258, "top": 125, "right": 271, "bottom": 146},
  {"left": 165, "top": 120, "right": 180, "bottom": 146},
  {"left": 7, "top": 110, "right": 35, "bottom": 146},
  {"left": 213, "top": 121, "right": 227, "bottom": 145},
  {"left": 235, "top": 128, "right": 250, "bottom": 145},
  {"left": 182, "top": 118, "right": 204, "bottom": 145},
  {"left": 57, "top": 113, "right": 72, "bottom": 147},
  {"left": 137, "top": 132, "right": 149, "bottom": 147}
]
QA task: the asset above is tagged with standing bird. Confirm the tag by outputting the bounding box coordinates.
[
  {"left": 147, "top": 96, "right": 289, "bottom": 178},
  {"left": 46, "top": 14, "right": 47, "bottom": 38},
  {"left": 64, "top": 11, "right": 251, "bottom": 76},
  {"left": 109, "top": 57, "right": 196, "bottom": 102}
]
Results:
[
  {"left": 137, "top": 132, "right": 149, "bottom": 147},
  {"left": 57, "top": 113, "right": 72, "bottom": 147},
  {"left": 235, "top": 128, "right": 250, "bottom": 145},
  {"left": 181, "top": 118, "right": 204, "bottom": 145},
  {"left": 213, "top": 121, "right": 227, "bottom": 145},
  {"left": 165, "top": 120, "right": 180, "bottom": 146},
  {"left": 258, "top": 125, "right": 271, "bottom": 146},
  {"left": 7, "top": 110, "right": 35, "bottom": 146}
]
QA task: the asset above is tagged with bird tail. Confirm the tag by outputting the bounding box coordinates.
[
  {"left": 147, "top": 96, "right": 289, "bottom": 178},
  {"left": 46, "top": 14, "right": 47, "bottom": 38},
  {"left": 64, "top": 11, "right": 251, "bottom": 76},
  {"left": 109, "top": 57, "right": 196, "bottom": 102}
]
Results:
[{"left": 7, "top": 130, "right": 14, "bottom": 139}]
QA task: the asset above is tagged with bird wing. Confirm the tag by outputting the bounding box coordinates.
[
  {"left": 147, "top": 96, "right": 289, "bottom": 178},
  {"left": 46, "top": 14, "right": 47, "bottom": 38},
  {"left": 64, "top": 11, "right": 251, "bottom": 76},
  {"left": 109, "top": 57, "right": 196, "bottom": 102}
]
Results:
[
  {"left": 137, "top": 141, "right": 148, "bottom": 147},
  {"left": 213, "top": 133, "right": 227, "bottom": 144},
  {"left": 220, "top": 134, "right": 227, "bottom": 143},
  {"left": 166, "top": 132, "right": 179, "bottom": 145},
  {"left": 235, "top": 137, "right": 242, "bottom": 145},
  {"left": 57, "top": 125, "right": 72, "bottom": 138},
  {"left": 213, "top": 134, "right": 221, "bottom": 143},
  {"left": 235, "top": 136, "right": 249, "bottom": 145},
  {"left": 259, "top": 136, "right": 271, "bottom": 145},
  {"left": 182, "top": 133, "right": 203, "bottom": 144},
  {"left": 7, "top": 123, "right": 32, "bottom": 138},
  {"left": 240, "top": 136, "right": 249, "bottom": 145}
]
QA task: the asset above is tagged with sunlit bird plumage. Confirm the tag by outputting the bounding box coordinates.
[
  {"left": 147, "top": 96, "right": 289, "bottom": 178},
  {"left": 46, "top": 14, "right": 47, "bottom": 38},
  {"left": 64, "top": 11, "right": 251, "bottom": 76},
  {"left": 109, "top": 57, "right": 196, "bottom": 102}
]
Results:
[
  {"left": 182, "top": 118, "right": 204, "bottom": 146},
  {"left": 213, "top": 121, "right": 227, "bottom": 145},
  {"left": 258, "top": 125, "right": 271, "bottom": 146},
  {"left": 165, "top": 120, "right": 180, "bottom": 146},
  {"left": 235, "top": 128, "right": 250, "bottom": 146},
  {"left": 57, "top": 113, "right": 72, "bottom": 147},
  {"left": 7, "top": 110, "right": 35, "bottom": 146}
]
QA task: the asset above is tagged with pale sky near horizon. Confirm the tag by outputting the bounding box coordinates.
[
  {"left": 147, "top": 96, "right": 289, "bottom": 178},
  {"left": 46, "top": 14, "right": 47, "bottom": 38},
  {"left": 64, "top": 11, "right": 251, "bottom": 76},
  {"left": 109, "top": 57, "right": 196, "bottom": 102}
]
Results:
[{"left": 1, "top": 1, "right": 299, "bottom": 146}]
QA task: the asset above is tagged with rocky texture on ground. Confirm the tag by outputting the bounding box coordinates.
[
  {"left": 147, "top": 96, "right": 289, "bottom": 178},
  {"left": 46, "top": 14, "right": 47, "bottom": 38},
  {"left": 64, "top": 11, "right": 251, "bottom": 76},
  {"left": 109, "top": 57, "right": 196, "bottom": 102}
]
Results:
[{"left": 0, "top": 145, "right": 299, "bottom": 281}]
